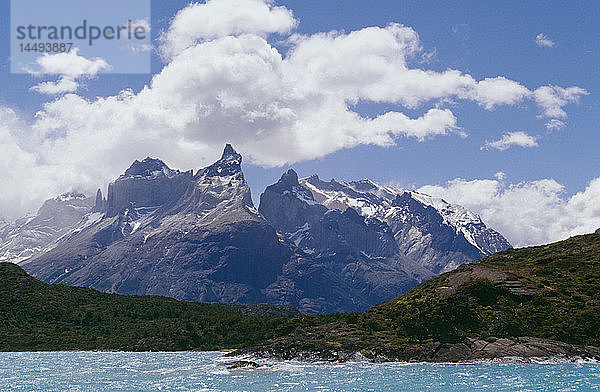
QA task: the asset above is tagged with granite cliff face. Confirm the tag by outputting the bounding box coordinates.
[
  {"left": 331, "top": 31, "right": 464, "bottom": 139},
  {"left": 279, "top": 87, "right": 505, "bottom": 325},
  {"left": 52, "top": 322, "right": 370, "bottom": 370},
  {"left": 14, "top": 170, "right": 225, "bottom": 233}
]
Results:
[
  {"left": 24, "top": 145, "right": 301, "bottom": 307},
  {"left": 104, "top": 157, "right": 193, "bottom": 218}
]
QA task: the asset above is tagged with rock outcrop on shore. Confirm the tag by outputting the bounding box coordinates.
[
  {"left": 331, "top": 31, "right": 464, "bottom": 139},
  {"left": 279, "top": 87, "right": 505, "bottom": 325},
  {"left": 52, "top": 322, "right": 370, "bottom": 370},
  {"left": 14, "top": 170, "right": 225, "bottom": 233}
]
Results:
[{"left": 233, "top": 336, "right": 600, "bottom": 363}]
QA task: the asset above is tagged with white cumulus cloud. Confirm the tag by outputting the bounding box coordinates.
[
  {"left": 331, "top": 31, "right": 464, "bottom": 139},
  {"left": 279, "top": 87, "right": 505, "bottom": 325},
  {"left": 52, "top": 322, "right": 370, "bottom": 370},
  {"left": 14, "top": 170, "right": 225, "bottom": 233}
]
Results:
[
  {"left": 158, "top": 0, "right": 297, "bottom": 60},
  {"left": 536, "top": 33, "right": 555, "bottom": 48},
  {"left": 482, "top": 131, "right": 539, "bottom": 151},
  {"left": 469, "top": 77, "right": 531, "bottom": 110},
  {"left": 534, "top": 85, "right": 588, "bottom": 119},
  {"left": 0, "top": 0, "right": 590, "bottom": 220},
  {"left": 28, "top": 49, "right": 110, "bottom": 95},
  {"left": 30, "top": 78, "right": 80, "bottom": 95}
]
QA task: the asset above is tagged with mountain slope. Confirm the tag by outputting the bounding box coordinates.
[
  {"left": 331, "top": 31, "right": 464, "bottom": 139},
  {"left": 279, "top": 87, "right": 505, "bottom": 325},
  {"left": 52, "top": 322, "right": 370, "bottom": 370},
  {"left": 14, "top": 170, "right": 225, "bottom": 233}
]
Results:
[
  {"left": 23, "top": 145, "right": 302, "bottom": 306},
  {"left": 235, "top": 231, "right": 600, "bottom": 362},
  {"left": 0, "top": 193, "right": 94, "bottom": 264},
  {"left": 0, "top": 262, "right": 296, "bottom": 351},
  {"left": 299, "top": 176, "right": 511, "bottom": 273},
  {"left": 259, "top": 169, "right": 433, "bottom": 307}
]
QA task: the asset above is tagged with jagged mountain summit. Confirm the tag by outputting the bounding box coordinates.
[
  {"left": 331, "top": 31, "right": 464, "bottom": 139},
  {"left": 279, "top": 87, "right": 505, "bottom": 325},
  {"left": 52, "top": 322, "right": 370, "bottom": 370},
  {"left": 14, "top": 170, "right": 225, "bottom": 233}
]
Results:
[
  {"left": 0, "top": 193, "right": 94, "bottom": 264},
  {"left": 24, "top": 145, "right": 291, "bottom": 303},
  {"left": 9, "top": 144, "right": 510, "bottom": 313},
  {"left": 22, "top": 145, "right": 426, "bottom": 313},
  {"left": 292, "top": 175, "right": 511, "bottom": 274}
]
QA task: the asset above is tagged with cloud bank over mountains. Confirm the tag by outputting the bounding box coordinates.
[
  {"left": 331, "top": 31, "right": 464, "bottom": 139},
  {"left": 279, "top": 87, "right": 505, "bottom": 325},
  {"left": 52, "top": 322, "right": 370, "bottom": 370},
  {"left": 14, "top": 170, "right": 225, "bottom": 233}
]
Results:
[
  {"left": 0, "top": 0, "right": 596, "bottom": 246},
  {"left": 420, "top": 176, "right": 600, "bottom": 247}
]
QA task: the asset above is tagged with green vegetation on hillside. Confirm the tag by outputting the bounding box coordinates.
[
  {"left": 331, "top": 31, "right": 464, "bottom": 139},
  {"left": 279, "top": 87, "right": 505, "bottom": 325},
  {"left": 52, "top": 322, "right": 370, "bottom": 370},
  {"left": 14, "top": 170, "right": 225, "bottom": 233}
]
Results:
[
  {"left": 244, "top": 233, "right": 600, "bottom": 359},
  {"left": 378, "top": 232, "right": 600, "bottom": 345},
  {"left": 0, "top": 263, "right": 297, "bottom": 351}
]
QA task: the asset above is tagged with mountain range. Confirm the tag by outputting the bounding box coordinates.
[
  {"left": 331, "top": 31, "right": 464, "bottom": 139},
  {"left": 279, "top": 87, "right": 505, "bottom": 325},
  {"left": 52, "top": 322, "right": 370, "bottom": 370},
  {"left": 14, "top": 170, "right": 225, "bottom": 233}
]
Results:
[
  {"left": 1, "top": 145, "right": 511, "bottom": 313},
  {"left": 285, "top": 172, "right": 509, "bottom": 274}
]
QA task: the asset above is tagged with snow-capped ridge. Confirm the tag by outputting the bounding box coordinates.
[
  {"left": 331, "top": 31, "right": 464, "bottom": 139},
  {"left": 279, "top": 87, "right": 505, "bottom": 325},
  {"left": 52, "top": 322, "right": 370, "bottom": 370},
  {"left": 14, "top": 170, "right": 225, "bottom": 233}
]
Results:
[
  {"left": 55, "top": 192, "right": 87, "bottom": 202},
  {"left": 296, "top": 174, "right": 511, "bottom": 273},
  {"left": 316, "top": 175, "right": 490, "bottom": 233},
  {"left": 0, "top": 193, "right": 95, "bottom": 264}
]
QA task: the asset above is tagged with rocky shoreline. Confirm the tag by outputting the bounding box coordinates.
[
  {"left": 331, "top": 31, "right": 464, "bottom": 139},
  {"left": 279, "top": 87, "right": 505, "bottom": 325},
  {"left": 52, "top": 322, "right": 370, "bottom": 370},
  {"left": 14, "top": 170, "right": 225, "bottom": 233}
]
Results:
[{"left": 231, "top": 336, "right": 600, "bottom": 363}]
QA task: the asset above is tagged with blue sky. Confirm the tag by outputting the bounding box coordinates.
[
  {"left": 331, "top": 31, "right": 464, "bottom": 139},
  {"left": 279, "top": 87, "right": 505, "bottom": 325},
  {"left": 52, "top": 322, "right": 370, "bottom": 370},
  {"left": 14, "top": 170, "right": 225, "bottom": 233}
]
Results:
[
  {"left": 0, "top": 0, "right": 599, "bottom": 246},
  {"left": 247, "top": 0, "right": 600, "bottom": 194}
]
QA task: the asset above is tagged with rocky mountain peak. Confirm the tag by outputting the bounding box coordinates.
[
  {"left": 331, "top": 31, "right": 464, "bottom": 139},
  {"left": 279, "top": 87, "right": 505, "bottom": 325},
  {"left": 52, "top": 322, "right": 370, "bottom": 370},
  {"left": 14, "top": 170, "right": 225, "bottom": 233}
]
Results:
[
  {"left": 95, "top": 189, "right": 103, "bottom": 202},
  {"left": 201, "top": 144, "right": 243, "bottom": 178},
  {"left": 263, "top": 169, "right": 315, "bottom": 204},
  {"left": 92, "top": 189, "right": 106, "bottom": 212},
  {"left": 122, "top": 157, "right": 174, "bottom": 178},
  {"left": 281, "top": 169, "right": 299, "bottom": 183},
  {"left": 222, "top": 143, "right": 239, "bottom": 161},
  {"left": 106, "top": 158, "right": 192, "bottom": 217}
]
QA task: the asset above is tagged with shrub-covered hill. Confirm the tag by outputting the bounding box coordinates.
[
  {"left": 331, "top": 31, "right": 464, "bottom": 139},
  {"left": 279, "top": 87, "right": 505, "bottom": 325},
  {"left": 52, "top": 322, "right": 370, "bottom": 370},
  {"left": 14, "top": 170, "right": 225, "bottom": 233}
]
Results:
[
  {"left": 237, "top": 232, "right": 600, "bottom": 362},
  {"left": 0, "top": 262, "right": 297, "bottom": 351}
]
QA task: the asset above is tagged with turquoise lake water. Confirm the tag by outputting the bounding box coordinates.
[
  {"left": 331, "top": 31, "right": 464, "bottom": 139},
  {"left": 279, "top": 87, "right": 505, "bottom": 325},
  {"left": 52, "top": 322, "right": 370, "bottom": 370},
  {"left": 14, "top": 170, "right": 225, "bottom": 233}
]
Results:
[{"left": 0, "top": 352, "right": 598, "bottom": 391}]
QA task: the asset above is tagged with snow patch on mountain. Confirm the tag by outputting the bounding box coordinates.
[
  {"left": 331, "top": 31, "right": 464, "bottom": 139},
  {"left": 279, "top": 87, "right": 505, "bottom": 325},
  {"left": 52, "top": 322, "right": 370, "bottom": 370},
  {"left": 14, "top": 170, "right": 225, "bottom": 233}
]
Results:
[
  {"left": 55, "top": 192, "right": 88, "bottom": 202},
  {"left": 299, "top": 175, "right": 511, "bottom": 273}
]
